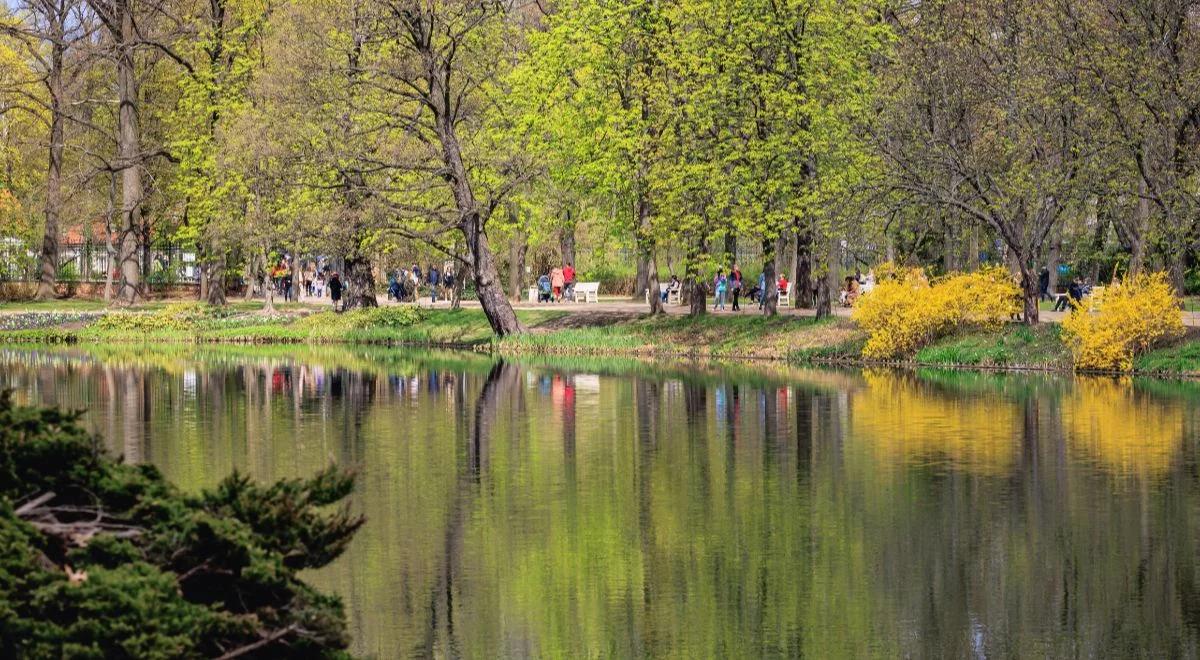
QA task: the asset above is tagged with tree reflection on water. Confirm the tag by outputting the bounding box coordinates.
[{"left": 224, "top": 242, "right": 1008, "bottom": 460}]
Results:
[{"left": 2, "top": 345, "right": 1199, "bottom": 658}]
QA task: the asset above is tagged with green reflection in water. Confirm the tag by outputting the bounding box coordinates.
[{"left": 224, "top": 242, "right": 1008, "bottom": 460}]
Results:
[{"left": 2, "top": 344, "right": 1200, "bottom": 657}]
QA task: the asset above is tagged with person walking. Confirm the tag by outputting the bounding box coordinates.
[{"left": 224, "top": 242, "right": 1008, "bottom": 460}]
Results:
[
  {"left": 328, "top": 272, "right": 344, "bottom": 312},
  {"left": 756, "top": 271, "right": 767, "bottom": 309},
  {"left": 563, "top": 262, "right": 576, "bottom": 301},
  {"left": 713, "top": 270, "right": 728, "bottom": 311},
  {"left": 1038, "top": 267, "right": 1051, "bottom": 302},
  {"left": 730, "top": 264, "right": 743, "bottom": 311},
  {"left": 428, "top": 264, "right": 441, "bottom": 303},
  {"left": 550, "top": 265, "right": 565, "bottom": 302}
]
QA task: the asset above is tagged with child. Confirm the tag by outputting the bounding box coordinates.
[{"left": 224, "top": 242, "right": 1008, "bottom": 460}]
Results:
[{"left": 713, "top": 270, "right": 728, "bottom": 311}]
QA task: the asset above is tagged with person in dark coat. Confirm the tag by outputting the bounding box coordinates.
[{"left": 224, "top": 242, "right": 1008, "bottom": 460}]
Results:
[
  {"left": 1038, "top": 267, "right": 1051, "bottom": 302},
  {"left": 328, "top": 272, "right": 344, "bottom": 312}
]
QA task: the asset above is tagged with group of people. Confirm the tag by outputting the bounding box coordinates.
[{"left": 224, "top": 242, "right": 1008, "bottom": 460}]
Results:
[
  {"left": 660, "top": 267, "right": 878, "bottom": 311},
  {"left": 536, "top": 262, "right": 576, "bottom": 302},
  {"left": 1038, "top": 267, "right": 1094, "bottom": 312},
  {"left": 840, "top": 271, "right": 876, "bottom": 306},
  {"left": 656, "top": 266, "right": 794, "bottom": 312},
  {"left": 268, "top": 257, "right": 343, "bottom": 304},
  {"left": 387, "top": 263, "right": 455, "bottom": 304},
  {"left": 709, "top": 266, "right": 759, "bottom": 311}
]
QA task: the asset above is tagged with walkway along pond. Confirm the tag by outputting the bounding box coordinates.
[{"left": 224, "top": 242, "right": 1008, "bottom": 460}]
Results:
[{"left": 3, "top": 343, "right": 1200, "bottom": 657}]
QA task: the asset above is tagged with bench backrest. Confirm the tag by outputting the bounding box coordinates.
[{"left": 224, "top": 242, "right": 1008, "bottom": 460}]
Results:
[{"left": 576, "top": 282, "right": 599, "bottom": 293}]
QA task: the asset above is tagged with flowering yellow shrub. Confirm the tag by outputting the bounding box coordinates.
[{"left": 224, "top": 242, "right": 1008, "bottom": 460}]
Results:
[
  {"left": 852, "top": 266, "right": 1020, "bottom": 359},
  {"left": 1060, "top": 272, "right": 1184, "bottom": 371}
]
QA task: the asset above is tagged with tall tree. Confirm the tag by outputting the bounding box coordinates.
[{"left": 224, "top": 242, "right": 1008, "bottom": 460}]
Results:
[
  {"left": 878, "top": 0, "right": 1091, "bottom": 323},
  {"left": 2, "top": 0, "right": 94, "bottom": 299}
]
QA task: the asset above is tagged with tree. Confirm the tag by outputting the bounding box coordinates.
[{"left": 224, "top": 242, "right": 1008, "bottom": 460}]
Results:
[
  {"left": 878, "top": 0, "right": 1092, "bottom": 323},
  {"left": 164, "top": 0, "right": 268, "bottom": 306},
  {"left": 0, "top": 393, "right": 362, "bottom": 657},
  {"left": 2, "top": 0, "right": 95, "bottom": 300},
  {"left": 1065, "top": 0, "right": 1200, "bottom": 286},
  {"left": 345, "top": 0, "right": 538, "bottom": 332}
]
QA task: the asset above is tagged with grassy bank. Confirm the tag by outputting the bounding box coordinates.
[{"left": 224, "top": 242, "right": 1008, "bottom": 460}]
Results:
[{"left": 2, "top": 301, "right": 1199, "bottom": 376}]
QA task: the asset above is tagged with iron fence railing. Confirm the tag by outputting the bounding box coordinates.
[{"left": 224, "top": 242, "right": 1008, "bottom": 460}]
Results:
[{"left": 0, "top": 239, "right": 200, "bottom": 284}]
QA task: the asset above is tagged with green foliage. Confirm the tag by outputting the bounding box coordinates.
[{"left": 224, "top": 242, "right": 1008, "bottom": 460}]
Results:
[
  {"left": 915, "top": 324, "right": 1070, "bottom": 368},
  {"left": 1134, "top": 331, "right": 1200, "bottom": 375},
  {"left": 92, "top": 302, "right": 233, "bottom": 333},
  {"left": 0, "top": 392, "right": 361, "bottom": 658}
]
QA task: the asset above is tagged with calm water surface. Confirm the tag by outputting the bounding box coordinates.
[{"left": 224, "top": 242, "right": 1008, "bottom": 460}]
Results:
[{"left": 4, "top": 344, "right": 1200, "bottom": 658}]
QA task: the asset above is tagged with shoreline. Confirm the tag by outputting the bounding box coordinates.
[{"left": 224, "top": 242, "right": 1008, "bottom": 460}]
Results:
[{"left": 1, "top": 304, "right": 1198, "bottom": 379}]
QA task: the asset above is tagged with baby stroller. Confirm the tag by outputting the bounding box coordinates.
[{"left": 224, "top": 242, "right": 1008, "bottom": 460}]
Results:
[{"left": 537, "top": 275, "right": 553, "bottom": 303}]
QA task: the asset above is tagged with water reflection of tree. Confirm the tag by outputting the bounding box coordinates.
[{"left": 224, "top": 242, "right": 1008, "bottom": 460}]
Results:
[{"left": 10, "top": 350, "right": 1200, "bottom": 656}]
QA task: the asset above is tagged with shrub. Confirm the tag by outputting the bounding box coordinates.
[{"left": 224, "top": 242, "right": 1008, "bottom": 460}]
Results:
[
  {"left": 852, "top": 266, "right": 1020, "bottom": 360},
  {"left": 92, "top": 302, "right": 232, "bottom": 333},
  {"left": 0, "top": 393, "right": 361, "bottom": 657},
  {"left": 1060, "top": 272, "right": 1185, "bottom": 371}
]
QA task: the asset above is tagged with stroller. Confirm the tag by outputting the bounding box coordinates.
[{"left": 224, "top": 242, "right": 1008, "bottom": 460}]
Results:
[{"left": 537, "top": 275, "right": 553, "bottom": 303}]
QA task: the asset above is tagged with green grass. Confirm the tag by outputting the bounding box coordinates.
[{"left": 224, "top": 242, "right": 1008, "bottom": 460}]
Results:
[
  {"left": 1134, "top": 330, "right": 1200, "bottom": 375},
  {"left": 916, "top": 324, "right": 1071, "bottom": 368},
  {"left": 503, "top": 313, "right": 850, "bottom": 359}
]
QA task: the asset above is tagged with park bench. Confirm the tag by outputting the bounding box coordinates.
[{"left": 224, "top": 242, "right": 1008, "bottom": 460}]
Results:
[
  {"left": 575, "top": 282, "right": 600, "bottom": 303},
  {"left": 1087, "top": 285, "right": 1106, "bottom": 312},
  {"left": 646, "top": 282, "right": 683, "bottom": 306},
  {"left": 777, "top": 283, "right": 792, "bottom": 309}
]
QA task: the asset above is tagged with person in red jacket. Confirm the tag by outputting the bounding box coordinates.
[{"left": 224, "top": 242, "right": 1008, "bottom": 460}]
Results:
[{"left": 563, "top": 262, "right": 576, "bottom": 301}]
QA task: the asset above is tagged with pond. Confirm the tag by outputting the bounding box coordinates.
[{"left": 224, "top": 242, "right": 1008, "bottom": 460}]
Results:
[{"left": 3, "top": 344, "right": 1200, "bottom": 657}]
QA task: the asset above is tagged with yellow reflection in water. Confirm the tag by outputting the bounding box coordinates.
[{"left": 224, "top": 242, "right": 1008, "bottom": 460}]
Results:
[
  {"left": 852, "top": 371, "right": 1019, "bottom": 475},
  {"left": 1064, "top": 378, "right": 1182, "bottom": 479}
]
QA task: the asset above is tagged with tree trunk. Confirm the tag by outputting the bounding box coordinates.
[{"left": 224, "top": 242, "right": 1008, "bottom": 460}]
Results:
[
  {"left": 425, "top": 41, "right": 522, "bottom": 335},
  {"left": 688, "top": 278, "right": 706, "bottom": 316},
  {"left": 1128, "top": 179, "right": 1151, "bottom": 275},
  {"left": 635, "top": 251, "right": 650, "bottom": 301},
  {"left": 795, "top": 224, "right": 813, "bottom": 308},
  {"left": 1047, "top": 225, "right": 1062, "bottom": 295},
  {"left": 761, "top": 238, "right": 777, "bottom": 317},
  {"left": 243, "top": 250, "right": 257, "bottom": 301},
  {"left": 686, "top": 235, "right": 705, "bottom": 317},
  {"left": 36, "top": 27, "right": 65, "bottom": 301},
  {"left": 463, "top": 216, "right": 522, "bottom": 334},
  {"left": 966, "top": 224, "right": 980, "bottom": 271},
  {"left": 942, "top": 220, "right": 958, "bottom": 273},
  {"left": 1087, "top": 212, "right": 1108, "bottom": 283},
  {"left": 1019, "top": 260, "right": 1039, "bottom": 324},
  {"left": 508, "top": 225, "right": 526, "bottom": 301},
  {"left": 637, "top": 195, "right": 663, "bottom": 315},
  {"left": 205, "top": 251, "right": 227, "bottom": 305},
  {"left": 342, "top": 251, "right": 377, "bottom": 310},
  {"left": 815, "top": 234, "right": 838, "bottom": 319},
  {"left": 559, "top": 210, "right": 575, "bottom": 268},
  {"left": 815, "top": 276, "right": 832, "bottom": 318},
  {"left": 114, "top": 1, "right": 142, "bottom": 305},
  {"left": 724, "top": 230, "right": 736, "bottom": 268}
]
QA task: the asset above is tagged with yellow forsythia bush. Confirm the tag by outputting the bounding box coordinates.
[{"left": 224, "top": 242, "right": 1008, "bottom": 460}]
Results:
[
  {"left": 852, "top": 266, "right": 1020, "bottom": 359},
  {"left": 1060, "top": 272, "right": 1184, "bottom": 371}
]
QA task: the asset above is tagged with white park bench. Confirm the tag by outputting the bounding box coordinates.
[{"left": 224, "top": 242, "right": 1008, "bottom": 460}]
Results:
[
  {"left": 646, "top": 282, "right": 683, "bottom": 306},
  {"left": 575, "top": 282, "right": 600, "bottom": 303},
  {"left": 777, "top": 282, "right": 792, "bottom": 309}
]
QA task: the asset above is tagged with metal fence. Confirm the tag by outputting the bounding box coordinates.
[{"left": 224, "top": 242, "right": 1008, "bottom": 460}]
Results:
[{"left": 0, "top": 238, "right": 200, "bottom": 284}]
